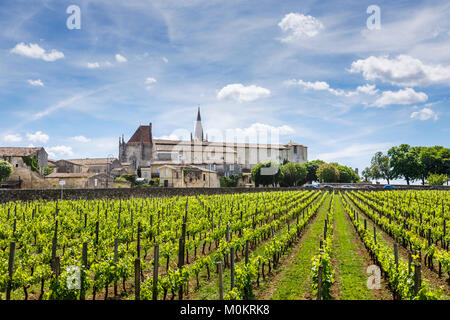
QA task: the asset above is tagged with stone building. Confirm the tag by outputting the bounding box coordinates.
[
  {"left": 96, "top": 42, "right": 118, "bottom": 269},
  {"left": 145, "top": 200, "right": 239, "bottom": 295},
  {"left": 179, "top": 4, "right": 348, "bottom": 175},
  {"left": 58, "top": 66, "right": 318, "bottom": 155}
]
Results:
[
  {"left": 0, "top": 147, "right": 48, "bottom": 173},
  {"left": 158, "top": 165, "right": 219, "bottom": 188},
  {"left": 119, "top": 108, "right": 307, "bottom": 178}
]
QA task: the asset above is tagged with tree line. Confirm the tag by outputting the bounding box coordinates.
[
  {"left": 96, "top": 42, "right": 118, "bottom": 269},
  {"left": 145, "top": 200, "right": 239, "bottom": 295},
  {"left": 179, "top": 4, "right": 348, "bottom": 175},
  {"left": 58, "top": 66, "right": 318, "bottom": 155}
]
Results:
[
  {"left": 362, "top": 144, "right": 450, "bottom": 185},
  {"left": 251, "top": 160, "right": 359, "bottom": 187}
]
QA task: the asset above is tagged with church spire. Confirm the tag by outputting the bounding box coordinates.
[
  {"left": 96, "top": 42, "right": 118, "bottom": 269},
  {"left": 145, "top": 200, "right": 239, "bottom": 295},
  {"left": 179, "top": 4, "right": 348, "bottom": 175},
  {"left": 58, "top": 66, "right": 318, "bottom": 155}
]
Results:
[
  {"left": 194, "top": 106, "right": 204, "bottom": 142},
  {"left": 197, "top": 106, "right": 201, "bottom": 121}
]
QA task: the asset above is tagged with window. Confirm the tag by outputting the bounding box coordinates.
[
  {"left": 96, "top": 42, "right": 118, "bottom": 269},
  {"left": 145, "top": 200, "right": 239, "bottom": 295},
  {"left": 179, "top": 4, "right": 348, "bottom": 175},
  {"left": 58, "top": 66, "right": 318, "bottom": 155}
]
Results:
[
  {"left": 230, "top": 164, "right": 234, "bottom": 171},
  {"left": 203, "top": 174, "right": 206, "bottom": 181},
  {"left": 294, "top": 146, "right": 297, "bottom": 154}
]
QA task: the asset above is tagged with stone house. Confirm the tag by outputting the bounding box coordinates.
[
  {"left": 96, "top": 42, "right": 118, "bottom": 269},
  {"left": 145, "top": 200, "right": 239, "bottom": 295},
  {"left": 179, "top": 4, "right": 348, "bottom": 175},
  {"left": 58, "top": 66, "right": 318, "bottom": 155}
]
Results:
[
  {"left": 158, "top": 165, "right": 219, "bottom": 188},
  {"left": 0, "top": 147, "right": 48, "bottom": 173}
]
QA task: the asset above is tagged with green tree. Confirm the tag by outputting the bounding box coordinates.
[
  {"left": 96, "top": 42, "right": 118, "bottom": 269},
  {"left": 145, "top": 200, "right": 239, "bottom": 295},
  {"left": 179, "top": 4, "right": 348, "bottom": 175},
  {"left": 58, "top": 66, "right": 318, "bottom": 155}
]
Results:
[
  {"left": 330, "top": 163, "right": 359, "bottom": 183},
  {"left": 316, "top": 163, "right": 339, "bottom": 183},
  {"left": 0, "top": 160, "right": 13, "bottom": 182},
  {"left": 361, "top": 167, "right": 371, "bottom": 182},
  {"left": 279, "top": 162, "right": 307, "bottom": 187},
  {"left": 427, "top": 173, "right": 448, "bottom": 186},
  {"left": 370, "top": 152, "right": 394, "bottom": 184},
  {"left": 303, "top": 160, "right": 325, "bottom": 183},
  {"left": 251, "top": 162, "right": 280, "bottom": 187},
  {"left": 388, "top": 144, "right": 421, "bottom": 185}
]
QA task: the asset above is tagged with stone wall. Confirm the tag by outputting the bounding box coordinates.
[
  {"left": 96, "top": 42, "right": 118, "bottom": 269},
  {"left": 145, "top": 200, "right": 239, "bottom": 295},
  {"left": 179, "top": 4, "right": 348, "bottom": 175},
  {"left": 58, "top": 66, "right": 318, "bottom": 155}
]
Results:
[
  {"left": 1, "top": 185, "right": 448, "bottom": 203},
  {"left": 0, "top": 187, "right": 300, "bottom": 203}
]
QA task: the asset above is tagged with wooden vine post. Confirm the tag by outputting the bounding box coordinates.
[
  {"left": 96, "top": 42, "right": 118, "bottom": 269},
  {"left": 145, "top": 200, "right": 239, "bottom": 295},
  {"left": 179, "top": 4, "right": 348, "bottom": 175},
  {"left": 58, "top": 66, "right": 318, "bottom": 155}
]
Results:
[
  {"left": 217, "top": 261, "right": 223, "bottom": 300},
  {"left": 81, "top": 242, "right": 88, "bottom": 300},
  {"left": 414, "top": 263, "right": 421, "bottom": 296},
  {"left": 317, "top": 264, "right": 323, "bottom": 301},
  {"left": 230, "top": 247, "right": 235, "bottom": 290},
  {"left": 134, "top": 257, "right": 141, "bottom": 300},
  {"left": 6, "top": 241, "right": 15, "bottom": 300},
  {"left": 177, "top": 211, "right": 187, "bottom": 300},
  {"left": 153, "top": 244, "right": 159, "bottom": 301},
  {"left": 113, "top": 237, "right": 118, "bottom": 296}
]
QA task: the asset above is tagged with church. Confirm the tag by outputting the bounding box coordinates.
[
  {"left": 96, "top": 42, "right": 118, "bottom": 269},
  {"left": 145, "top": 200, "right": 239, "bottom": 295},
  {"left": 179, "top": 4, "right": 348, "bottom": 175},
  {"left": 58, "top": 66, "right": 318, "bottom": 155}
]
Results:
[{"left": 118, "top": 108, "right": 307, "bottom": 180}]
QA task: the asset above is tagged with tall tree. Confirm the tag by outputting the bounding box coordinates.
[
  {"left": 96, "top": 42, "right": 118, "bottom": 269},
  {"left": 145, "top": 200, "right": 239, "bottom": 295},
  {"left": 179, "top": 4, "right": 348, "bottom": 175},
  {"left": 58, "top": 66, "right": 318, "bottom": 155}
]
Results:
[
  {"left": 387, "top": 144, "right": 420, "bottom": 185},
  {"left": 279, "top": 162, "right": 307, "bottom": 187},
  {"left": 370, "top": 152, "right": 394, "bottom": 184},
  {"left": 361, "top": 167, "right": 371, "bottom": 182},
  {"left": 303, "top": 160, "right": 325, "bottom": 183},
  {"left": 316, "top": 163, "right": 340, "bottom": 183},
  {"left": 251, "top": 162, "right": 280, "bottom": 187}
]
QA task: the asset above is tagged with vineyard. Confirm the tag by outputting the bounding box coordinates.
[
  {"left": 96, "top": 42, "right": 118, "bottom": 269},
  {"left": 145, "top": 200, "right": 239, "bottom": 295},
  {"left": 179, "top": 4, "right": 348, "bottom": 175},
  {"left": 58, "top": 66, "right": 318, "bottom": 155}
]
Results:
[{"left": 0, "top": 190, "right": 449, "bottom": 300}]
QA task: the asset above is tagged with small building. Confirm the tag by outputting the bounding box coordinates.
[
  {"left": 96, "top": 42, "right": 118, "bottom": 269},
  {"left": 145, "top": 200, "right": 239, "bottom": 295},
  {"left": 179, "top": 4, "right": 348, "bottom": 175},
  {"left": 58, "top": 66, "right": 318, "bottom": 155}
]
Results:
[
  {"left": 0, "top": 147, "right": 48, "bottom": 172},
  {"left": 159, "top": 165, "right": 219, "bottom": 188}
]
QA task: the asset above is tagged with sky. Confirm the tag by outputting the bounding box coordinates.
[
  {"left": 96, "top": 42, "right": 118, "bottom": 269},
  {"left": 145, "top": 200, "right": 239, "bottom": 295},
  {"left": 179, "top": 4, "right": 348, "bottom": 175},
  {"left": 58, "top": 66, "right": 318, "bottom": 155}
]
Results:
[{"left": 0, "top": 0, "right": 449, "bottom": 182}]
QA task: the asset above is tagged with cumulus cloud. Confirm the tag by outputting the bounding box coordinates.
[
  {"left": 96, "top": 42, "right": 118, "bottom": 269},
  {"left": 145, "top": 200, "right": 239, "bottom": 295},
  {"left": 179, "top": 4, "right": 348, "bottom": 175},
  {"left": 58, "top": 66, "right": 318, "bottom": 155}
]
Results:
[
  {"left": 3, "top": 134, "right": 22, "bottom": 143},
  {"left": 373, "top": 88, "right": 428, "bottom": 107},
  {"left": 71, "top": 136, "right": 91, "bottom": 143},
  {"left": 26, "top": 131, "right": 49, "bottom": 143},
  {"left": 87, "top": 62, "right": 100, "bottom": 69},
  {"left": 27, "top": 79, "right": 44, "bottom": 87},
  {"left": 115, "top": 54, "right": 127, "bottom": 63},
  {"left": 217, "top": 84, "right": 271, "bottom": 102},
  {"left": 278, "top": 13, "right": 324, "bottom": 42},
  {"left": 11, "top": 42, "right": 64, "bottom": 62},
  {"left": 356, "top": 84, "right": 378, "bottom": 95},
  {"left": 285, "top": 79, "right": 378, "bottom": 97},
  {"left": 47, "top": 145, "right": 74, "bottom": 156},
  {"left": 410, "top": 107, "right": 438, "bottom": 120},
  {"left": 349, "top": 55, "right": 450, "bottom": 87}
]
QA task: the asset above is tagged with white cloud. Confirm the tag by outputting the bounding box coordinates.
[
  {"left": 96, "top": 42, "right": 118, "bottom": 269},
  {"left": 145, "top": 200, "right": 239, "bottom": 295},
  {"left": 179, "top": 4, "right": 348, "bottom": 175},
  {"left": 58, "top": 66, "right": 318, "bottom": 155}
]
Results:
[
  {"left": 278, "top": 13, "right": 324, "bottom": 42},
  {"left": 26, "top": 131, "right": 49, "bottom": 143},
  {"left": 356, "top": 84, "right": 378, "bottom": 95},
  {"left": 87, "top": 62, "right": 100, "bottom": 69},
  {"left": 115, "top": 54, "right": 127, "bottom": 63},
  {"left": 27, "top": 79, "right": 44, "bottom": 87},
  {"left": 349, "top": 55, "right": 450, "bottom": 87},
  {"left": 71, "top": 136, "right": 91, "bottom": 143},
  {"left": 217, "top": 84, "right": 271, "bottom": 102},
  {"left": 11, "top": 42, "right": 64, "bottom": 62},
  {"left": 47, "top": 145, "right": 74, "bottom": 157},
  {"left": 162, "top": 57, "right": 168, "bottom": 63},
  {"left": 145, "top": 77, "right": 157, "bottom": 90},
  {"left": 3, "top": 134, "right": 22, "bottom": 143},
  {"left": 373, "top": 88, "right": 428, "bottom": 107},
  {"left": 286, "top": 79, "right": 378, "bottom": 97},
  {"left": 410, "top": 107, "right": 438, "bottom": 121}
]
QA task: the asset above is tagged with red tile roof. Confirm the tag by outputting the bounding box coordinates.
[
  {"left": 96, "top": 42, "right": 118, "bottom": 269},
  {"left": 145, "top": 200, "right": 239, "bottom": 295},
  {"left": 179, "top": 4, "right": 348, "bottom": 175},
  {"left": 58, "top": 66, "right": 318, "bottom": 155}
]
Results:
[{"left": 127, "top": 125, "right": 151, "bottom": 144}]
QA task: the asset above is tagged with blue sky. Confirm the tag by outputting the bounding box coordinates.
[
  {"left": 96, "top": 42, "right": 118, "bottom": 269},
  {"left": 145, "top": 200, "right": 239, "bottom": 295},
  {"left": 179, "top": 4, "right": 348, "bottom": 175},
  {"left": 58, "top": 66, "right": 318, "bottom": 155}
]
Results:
[{"left": 1, "top": 0, "right": 449, "bottom": 179}]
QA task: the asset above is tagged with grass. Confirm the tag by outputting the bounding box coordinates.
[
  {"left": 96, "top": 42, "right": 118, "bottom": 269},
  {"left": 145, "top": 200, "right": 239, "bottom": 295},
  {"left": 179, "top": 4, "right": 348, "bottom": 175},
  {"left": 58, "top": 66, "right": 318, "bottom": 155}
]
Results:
[
  {"left": 332, "top": 194, "right": 379, "bottom": 300},
  {"left": 269, "top": 194, "right": 331, "bottom": 300}
]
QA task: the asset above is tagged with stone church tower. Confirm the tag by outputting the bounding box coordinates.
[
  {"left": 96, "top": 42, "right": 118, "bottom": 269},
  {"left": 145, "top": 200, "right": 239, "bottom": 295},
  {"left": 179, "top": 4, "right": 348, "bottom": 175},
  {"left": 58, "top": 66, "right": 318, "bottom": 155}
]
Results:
[{"left": 119, "top": 123, "right": 153, "bottom": 169}]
